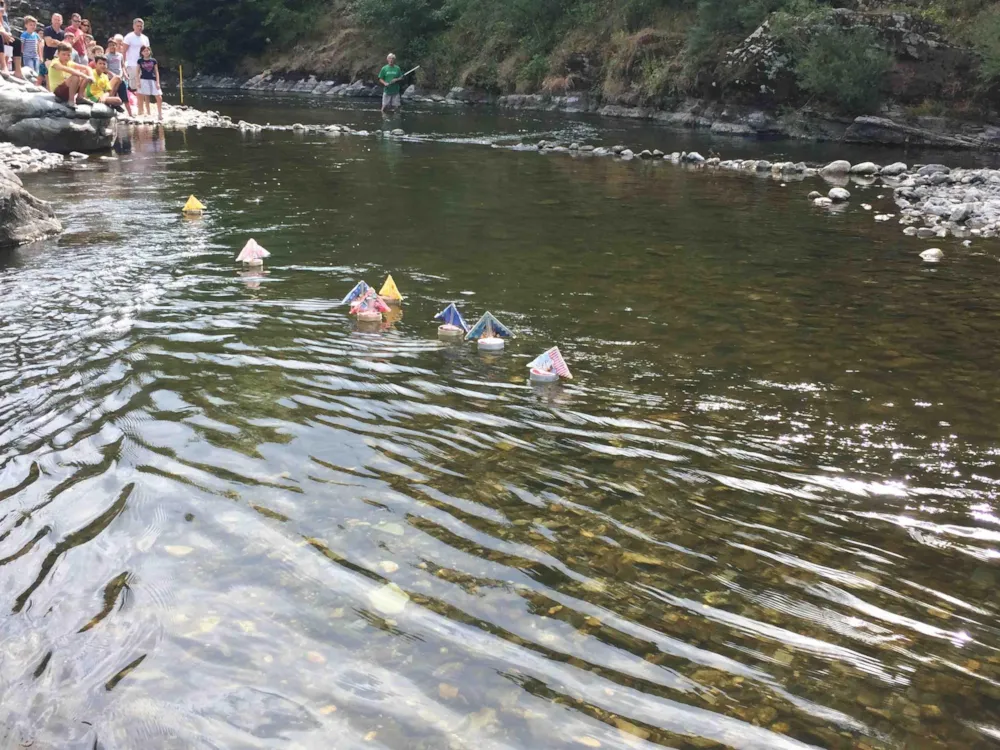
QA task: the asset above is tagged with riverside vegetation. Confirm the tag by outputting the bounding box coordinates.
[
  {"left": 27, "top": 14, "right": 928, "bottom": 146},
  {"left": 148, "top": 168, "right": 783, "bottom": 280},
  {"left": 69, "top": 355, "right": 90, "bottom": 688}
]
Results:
[{"left": 85, "top": 0, "right": 1000, "bottom": 123}]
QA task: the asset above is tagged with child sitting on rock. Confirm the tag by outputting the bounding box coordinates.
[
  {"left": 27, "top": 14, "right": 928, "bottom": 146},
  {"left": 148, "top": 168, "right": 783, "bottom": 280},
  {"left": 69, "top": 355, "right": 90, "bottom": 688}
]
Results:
[
  {"left": 47, "top": 41, "right": 94, "bottom": 107},
  {"left": 84, "top": 54, "right": 124, "bottom": 110}
]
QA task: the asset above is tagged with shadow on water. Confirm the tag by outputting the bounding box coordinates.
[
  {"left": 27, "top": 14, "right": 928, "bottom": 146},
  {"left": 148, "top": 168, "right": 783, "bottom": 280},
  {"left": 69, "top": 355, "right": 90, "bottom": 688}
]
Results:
[{"left": 1, "top": 99, "right": 1000, "bottom": 749}]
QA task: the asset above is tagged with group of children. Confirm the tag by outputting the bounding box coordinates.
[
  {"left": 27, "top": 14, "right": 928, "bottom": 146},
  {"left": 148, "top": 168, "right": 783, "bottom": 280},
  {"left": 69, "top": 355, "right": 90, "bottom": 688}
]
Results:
[{"left": 1, "top": 13, "right": 163, "bottom": 120}]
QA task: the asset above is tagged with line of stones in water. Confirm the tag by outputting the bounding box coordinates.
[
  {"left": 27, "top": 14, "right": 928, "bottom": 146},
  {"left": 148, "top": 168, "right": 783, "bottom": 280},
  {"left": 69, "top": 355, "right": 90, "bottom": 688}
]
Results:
[{"left": 8, "top": 100, "right": 998, "bottom": 246}]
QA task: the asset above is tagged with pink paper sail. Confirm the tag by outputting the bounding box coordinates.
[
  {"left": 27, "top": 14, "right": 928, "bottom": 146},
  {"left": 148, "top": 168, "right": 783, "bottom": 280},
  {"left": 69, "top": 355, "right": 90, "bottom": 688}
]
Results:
[
  {"left": 236, "top": 238, "right": 271, "bottom": 263},
  {"left": 527, "top": 346, "right": 572, "bottom": 379},
  {"left": 350, "top": 289, "right": 391, "bottom": 315}
]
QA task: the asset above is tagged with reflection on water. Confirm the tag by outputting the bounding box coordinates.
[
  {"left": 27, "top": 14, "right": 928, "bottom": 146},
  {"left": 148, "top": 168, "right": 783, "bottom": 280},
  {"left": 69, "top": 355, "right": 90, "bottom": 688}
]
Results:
[{"left": 2, "top": 102, "right": 1000, "bottom": 750}]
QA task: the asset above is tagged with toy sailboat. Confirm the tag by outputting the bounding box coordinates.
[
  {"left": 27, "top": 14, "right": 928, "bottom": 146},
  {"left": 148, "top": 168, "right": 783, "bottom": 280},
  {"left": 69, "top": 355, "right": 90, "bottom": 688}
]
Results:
[
  {"left": 182, "top": 195, "right": 205, "bottom": 214},
  {"left": 465, "top": 312, "right": 514, "bottom": 351},
  {"left": 528, "top": 346, "right": 572, "bottom": 382},
  {"left": 434, "top": 302, "right": 469, "bottom": 338},
  {"left": 341, "top": 281, "right": 371, "bottom": 306},
  {"left": 236, "top": 238, "right": 270, "bottom": 266},
  {"left": 351, "top": 288, "right": 391, "bottom": 322},
  {"left": 379, "top": 275, "right": 404, "bottom": 306}
]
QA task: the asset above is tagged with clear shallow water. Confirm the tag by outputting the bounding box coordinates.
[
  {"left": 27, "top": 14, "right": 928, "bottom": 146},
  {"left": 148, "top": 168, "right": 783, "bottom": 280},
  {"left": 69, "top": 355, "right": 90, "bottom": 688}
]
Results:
[{"left": 2, "top": 99, "right": 1000, "bottom": 750}]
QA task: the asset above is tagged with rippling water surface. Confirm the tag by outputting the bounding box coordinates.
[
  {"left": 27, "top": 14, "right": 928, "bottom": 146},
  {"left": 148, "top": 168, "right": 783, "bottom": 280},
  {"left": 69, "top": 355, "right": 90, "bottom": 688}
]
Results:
[{"left": 2, "top": 98, "right": 1000, "bottom": 750}]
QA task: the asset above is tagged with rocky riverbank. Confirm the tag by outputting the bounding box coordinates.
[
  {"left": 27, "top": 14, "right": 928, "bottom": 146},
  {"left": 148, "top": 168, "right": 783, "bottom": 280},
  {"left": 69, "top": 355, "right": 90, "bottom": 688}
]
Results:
[
  {"left": 0, "top": 72, "right": 115, "bottom": 153},
  {"left": 0, "top": 163, "right": 62, "bottom": 249},
  {"left": 183, "top": 72, "right": 1000, "bottom": 152}
]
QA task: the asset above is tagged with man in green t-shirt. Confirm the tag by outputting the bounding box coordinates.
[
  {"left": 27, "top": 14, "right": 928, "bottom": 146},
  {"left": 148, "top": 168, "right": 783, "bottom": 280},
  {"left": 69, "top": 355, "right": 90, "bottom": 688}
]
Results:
[{"left": 379, "top": 53, "right": 402, "bottom": 114}]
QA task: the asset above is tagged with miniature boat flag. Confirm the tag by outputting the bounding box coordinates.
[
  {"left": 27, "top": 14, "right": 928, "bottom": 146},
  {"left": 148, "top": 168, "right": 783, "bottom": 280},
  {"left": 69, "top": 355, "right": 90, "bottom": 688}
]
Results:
[
  {"left": 350, "top": 288, "right": 391, "bottom": 315},
  {"left": 465, "top": 312, "right": 514, "bottom": 341},
  {"left": 528, "top": 346, "right": 573, "bottom": 379},
  {"left": 434, "top": 303, "right": 470, "bottom": 333},
  {"left": 341, "top": 281, "right": 371, "bottom": 306},
  {"left": 379, "top": 275, "right": 404, "bottom": 304},
  {"left": 236, "top": 238, "right": 270, "bottom": 265},
  {"left": 182, "top": 195, "right": 205, "bottom": 214}
]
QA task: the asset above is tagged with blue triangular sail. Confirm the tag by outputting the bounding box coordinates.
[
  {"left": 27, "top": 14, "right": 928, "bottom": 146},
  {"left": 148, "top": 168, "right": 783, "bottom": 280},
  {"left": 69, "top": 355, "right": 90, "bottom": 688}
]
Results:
[
  {"left": 341, "top": 281, "right": 371, "bottom": 305},
  {"left": 434, "top": 303, "right": 470, "bottom": 333},
  {"left": 465, "top": 312, "right": 514, "bottom": 341}
]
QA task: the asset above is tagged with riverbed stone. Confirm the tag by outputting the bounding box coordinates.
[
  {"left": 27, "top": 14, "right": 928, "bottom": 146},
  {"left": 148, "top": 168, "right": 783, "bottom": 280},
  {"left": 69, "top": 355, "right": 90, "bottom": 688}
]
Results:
[
  {"left": 813, "top": 197, "right": 833, "bottom": 207},
  {"left": 882, "top": 162, "right": 908, "bottom": 176},
  {"left": 918, "top": 164, "right": 950, "bottom": 176},
  {"left": 820, "top": 160, "right": 851, "bottom": 176},
  {"left": 950, "top": 204, "right": 972, "bottom": 223},
  {"left": 850, "top": 161, "right": 879, "bottom": 175},
  {"left": 684, "top": 151, "right": 706, "bottom": 163},
  {"left": 828, "top": 187, "right": 851, "bottom": 202}
]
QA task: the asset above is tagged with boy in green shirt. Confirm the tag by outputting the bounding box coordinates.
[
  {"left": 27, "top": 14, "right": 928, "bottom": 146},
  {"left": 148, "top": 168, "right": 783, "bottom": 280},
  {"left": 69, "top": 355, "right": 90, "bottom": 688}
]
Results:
[{"left": 378, "top": 53, "right": 402, "bottom": 114}]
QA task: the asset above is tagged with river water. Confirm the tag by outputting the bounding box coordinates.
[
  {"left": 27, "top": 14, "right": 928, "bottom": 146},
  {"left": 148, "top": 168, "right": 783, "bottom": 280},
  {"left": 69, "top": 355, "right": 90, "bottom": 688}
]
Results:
[{"left": 2, "top": 94, "right": 999, "bottom": 750}]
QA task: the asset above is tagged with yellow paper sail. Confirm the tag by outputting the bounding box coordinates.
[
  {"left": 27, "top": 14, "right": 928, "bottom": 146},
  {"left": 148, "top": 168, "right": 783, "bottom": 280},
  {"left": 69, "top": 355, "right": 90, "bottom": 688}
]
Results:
[
  {"left": 378, "top": 274, "right": 403, "bottom": 302},
  {"left": 182, "top": 195, "right": 205, "bottom": 213}
]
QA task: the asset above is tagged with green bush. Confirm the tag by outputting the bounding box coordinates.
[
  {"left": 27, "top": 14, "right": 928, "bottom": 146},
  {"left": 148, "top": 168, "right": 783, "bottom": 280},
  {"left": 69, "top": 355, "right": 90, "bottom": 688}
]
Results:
[
  {"left": 149, "top": 0, "right": 322, "bottom": 67},
  {"left": 518, "top": 54, "right": 550, "bottom": 90},
  {"left": 967, "top": 6, "right": 1000, "bottom": 82},
  {"left": 793, "top": 24, "right": 890, "bottom": 113},
  {"left": 352, "top": 0, "right": 450, "bottom": 59}
]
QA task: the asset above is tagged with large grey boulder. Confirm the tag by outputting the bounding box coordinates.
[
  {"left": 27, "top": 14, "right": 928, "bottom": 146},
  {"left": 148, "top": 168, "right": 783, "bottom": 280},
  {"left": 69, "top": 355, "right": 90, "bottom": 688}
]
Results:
[
  {"left": 820, "top": 160, "right": 852, "bottom": 177},
  {"left": 0, "top": 163, "right": 63, "bottom": 248},
  {"left": 881, "top": 162, "right": 908, "bottom": 176},
  {"left": 0, "top": 74, "right": 115, "bottom": 153}
]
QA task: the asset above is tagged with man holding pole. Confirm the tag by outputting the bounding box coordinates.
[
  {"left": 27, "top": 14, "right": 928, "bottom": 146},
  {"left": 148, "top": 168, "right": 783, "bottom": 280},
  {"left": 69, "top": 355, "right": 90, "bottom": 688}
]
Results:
[{"left": 378, "top": 53, "right": 402, "bottom": 115}]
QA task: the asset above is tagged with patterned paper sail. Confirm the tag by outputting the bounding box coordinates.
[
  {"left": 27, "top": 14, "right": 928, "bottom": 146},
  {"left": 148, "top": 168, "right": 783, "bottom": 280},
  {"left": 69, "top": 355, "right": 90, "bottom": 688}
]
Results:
[
  {"left": 341, "top": 281, "right": 371, "bottom": 305},
  {"left": 528, "top": 346, "right": 572, "bottom": 379},
  {"left": 350, "top": 289, "right": 391, "bottom": 315},
  {"left": 433, "top": 303, "right": 470, "bottom": 333},
  {"left": 379, "top": 275, "right": 404, "bottom": 302},
  {"left": 465, "top": 312, "right": 514, "bottom": 341},
  {"left": 235, "top": 238, "right": 271, "bottom": 262},
  {"left": 182, "top": 195, "right": 205, "bottom": 212}
]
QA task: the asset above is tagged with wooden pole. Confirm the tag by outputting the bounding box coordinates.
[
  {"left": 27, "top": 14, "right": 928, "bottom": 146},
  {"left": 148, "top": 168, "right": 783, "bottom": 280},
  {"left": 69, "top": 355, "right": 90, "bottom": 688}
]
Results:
[{"left": 179, "top": 64, "right": 184, "bottom": 105}]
